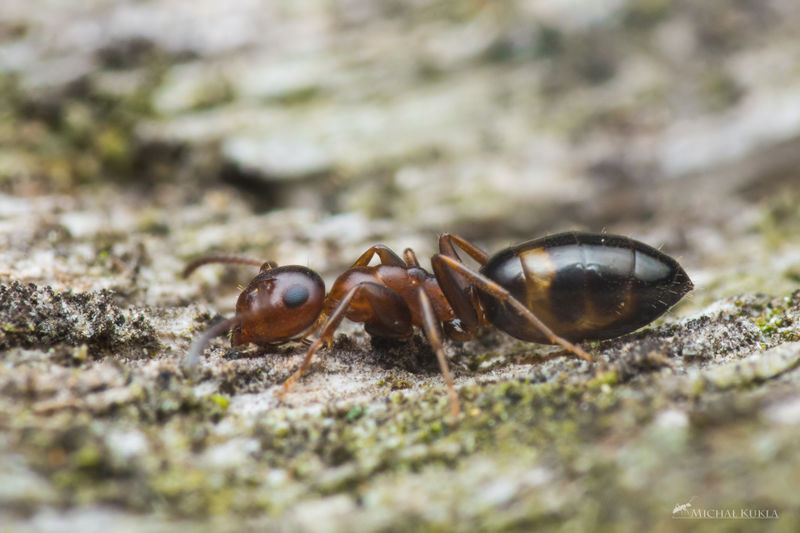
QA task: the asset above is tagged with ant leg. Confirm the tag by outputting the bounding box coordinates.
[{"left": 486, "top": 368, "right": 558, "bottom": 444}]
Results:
[
  {"left": 433, "top": 234, "right": 493, "bottom": 339},
  {"left": 182, "top": 255, "right": 269, "bottom": 278},
  {"left": 433, "top": 255, "right": 593, "bottom": 362},
  {"left": 282, "top": 282, "right": 412, "bottom": 391},
  {"left": 349, "top": 245, "right": 406, "bottom": 268},
  {"left": 438, "top": 233, "right": 490, "bottom": 265},
  {"left": 417, "top": 287, "right": 460, "bottom": 417},
  {"left": 431, "top": 259, "right": 482, "bottom": 342},
  {"left": 403, "top": 248, "right": 421, "bottom": 268}
]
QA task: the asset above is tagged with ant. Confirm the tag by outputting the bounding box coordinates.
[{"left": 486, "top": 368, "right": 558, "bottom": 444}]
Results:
[{"left": 182, "top": 232, "right": 693, "bottom": 417}]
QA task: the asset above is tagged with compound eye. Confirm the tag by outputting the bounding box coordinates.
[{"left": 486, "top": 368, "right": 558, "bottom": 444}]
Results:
[{"left": 283, "top": 284, "right": 310, "bottom": 309}]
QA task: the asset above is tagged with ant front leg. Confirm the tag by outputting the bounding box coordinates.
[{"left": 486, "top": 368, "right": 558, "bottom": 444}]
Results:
[
  {"left": 432, "top": 254, "right": 593, "bottom": 362},
  {"left": 282, "top": 282, "right": 412, "bottom": 391}
]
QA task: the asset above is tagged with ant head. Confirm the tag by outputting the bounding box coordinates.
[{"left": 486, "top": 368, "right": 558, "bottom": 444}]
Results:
[{"left": 232, "top": 265, "right": 325, "bottom": 345}]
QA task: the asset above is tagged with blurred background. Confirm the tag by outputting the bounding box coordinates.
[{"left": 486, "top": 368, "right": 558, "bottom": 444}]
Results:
[
  {"left": 3, "top": 0, "right": 799, "bottom": 301},
  {"left": 2, "top": 0, "right": 800, "bottom": 530}
]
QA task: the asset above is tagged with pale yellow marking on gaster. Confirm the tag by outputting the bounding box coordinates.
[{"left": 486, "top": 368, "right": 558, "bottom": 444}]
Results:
[{"left": 519, "top": 247, "right": 556, "bottom": 310}]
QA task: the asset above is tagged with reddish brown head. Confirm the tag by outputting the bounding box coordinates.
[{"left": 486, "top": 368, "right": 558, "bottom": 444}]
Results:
[{"left": 231, "top": 265, "right": 325, "bottom": 345}]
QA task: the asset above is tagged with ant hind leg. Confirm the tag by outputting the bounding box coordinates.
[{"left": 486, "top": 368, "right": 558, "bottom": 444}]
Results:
[
  {"left": 433, "top": 254, "right": 593, "bottom": 362},
  {"left": 438, "top": 233, "right": 490, "bottom": 265}
]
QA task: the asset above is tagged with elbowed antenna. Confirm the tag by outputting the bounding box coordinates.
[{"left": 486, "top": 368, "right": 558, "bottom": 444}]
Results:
[
  {"left": 182, "top": 316, "right": 240, "bottom": 373},
  {"left": 182, "top": 255, "right": 266, "bottom": 279}
]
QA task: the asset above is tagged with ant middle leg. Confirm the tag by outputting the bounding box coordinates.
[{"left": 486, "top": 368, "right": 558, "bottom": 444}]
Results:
[
  {"left": 349, "top": 245, "right": 406, "bottom": 268},
  {"left": 432, "top": 254, "right": 593, "bottom": 362},
  {"left": 403, "top": 248, "right": 421, "bottom": 268},
  {"left": 352, "top": 243, "right": 423, "bottom": 269},
  {"left": 416, "top": 287, "right": 460, "bottom": 417}
]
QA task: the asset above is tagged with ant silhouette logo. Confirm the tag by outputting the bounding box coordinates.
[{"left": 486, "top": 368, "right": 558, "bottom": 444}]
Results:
[{"left": 672, "top": 497, "right": 695, "bottom": 517}]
